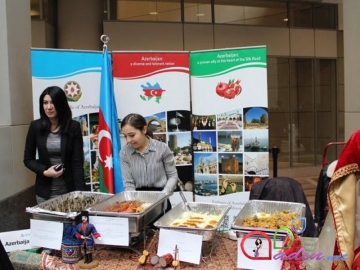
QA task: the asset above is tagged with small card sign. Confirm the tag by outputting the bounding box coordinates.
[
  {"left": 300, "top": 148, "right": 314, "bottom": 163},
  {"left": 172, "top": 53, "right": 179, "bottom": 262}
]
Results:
[
  {"left": 0, "top": 229, "right": 36, "bottom": 252},
  {"left": 158, "top": 229, "right": 202, "bottom": 265},
  {"left": 30, "top": 219, "right": 63, "bottom": 250},
  {"left": 237, "top": 237, "right": 283, "bottom": 270},
  {"left": 89, "top": 216, "right": 129, "bottom": 246}
]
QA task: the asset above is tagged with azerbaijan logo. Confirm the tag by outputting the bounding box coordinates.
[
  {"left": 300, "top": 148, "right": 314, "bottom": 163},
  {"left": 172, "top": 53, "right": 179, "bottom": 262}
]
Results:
[
  {"left": 64, "top": 81, "right": 82, "bottom": 102},
  {"left": 140, "top": 82, "right": 165, "bottom": 104}
]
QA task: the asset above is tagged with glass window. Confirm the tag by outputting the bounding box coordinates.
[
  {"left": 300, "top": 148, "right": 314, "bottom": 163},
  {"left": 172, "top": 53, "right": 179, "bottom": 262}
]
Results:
[
  {"left": 314, "top": 4, "right": 337, "bottom": 29},
  {"left": 184, "top": 0, "right": 212, "bottom": 23},
  {"left": 289, "top": 3, "right": 312, "bottom": 28},
  {"left": 117, "top": 0, "right": 181, "bottom": 22},
  {"left": 314, "top": 59, "right": 337, "bottom": 164},
  {"left": 268, "top": 58, "right": 339, "bottom": 168},
  {"left": 290, "top": 59, "right": 315, "bottom": 167},
  {"left": 267, "top": 58, "right": 290, "bottom": 169},
  {"left": 214, "top": 0, "right": 287, "bottom": 27}
]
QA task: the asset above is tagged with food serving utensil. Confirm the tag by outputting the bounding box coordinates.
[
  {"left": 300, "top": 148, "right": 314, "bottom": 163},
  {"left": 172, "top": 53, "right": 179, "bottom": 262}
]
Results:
[{"left": 179, "top": 190, "right": 192, "bottom": 212}]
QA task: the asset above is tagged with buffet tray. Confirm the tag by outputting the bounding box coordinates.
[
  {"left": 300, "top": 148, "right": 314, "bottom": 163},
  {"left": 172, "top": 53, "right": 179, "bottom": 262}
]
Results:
[
  {"left": 153, "top": 202, "right": 231, "bottom": 241},
  {"left": 231, "top": 200, "right": 306, "bottom": 237},
  {"left": 87, "top": 191, "right": 170, "bottom": 233},
  {"left": 26, "top": 191, "right": 113, "bottom": 223}
]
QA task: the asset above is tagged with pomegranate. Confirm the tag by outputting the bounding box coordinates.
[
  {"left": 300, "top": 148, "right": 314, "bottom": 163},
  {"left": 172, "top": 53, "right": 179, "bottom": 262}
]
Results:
[
  {"left": 216, "top": 82, "right": 228, "bottom": 97},
  {"left": 234, "top": 85, "right": 242, "bottom": 96},
  {"left": 224, "top": 88, "right": 236, "bottom": 99}
]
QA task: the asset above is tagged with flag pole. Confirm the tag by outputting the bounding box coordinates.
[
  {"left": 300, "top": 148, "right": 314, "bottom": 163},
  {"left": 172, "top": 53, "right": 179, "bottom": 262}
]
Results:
[{"left": 98, "top": 34, "right": 124, "bottom": 194}]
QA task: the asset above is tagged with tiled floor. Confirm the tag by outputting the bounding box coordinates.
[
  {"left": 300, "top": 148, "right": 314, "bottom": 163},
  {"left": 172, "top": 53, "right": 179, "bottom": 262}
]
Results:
[{"left": 294, "top": 175, "right": 319, "bottom": 214}]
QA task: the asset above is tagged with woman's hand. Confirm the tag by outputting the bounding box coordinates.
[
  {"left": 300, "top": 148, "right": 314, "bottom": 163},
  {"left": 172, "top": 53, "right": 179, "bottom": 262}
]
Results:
[{"left": 43, "top": 165, "right": 64, "bottom": 178}]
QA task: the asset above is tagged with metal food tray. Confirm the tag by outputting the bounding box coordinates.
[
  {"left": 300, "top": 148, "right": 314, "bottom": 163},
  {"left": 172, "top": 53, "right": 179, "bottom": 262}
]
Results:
[
  {"left": 153, "top": 202, "right": 231, "bottom": 241},
  {"left": 231, "top": 200, "right": 306, "bottom": 237},
  {"left": 26, "top": 191, "right": 113, "bottom": 223},
  {"left": 87, "top": 191, "right": 169, "bottom": 233}
]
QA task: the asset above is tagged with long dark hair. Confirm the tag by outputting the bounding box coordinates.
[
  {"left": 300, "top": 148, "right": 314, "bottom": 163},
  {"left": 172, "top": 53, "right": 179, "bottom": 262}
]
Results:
[
  {"left": 39, "top": 86, "right": 72, "bottom": 134},
  {"left": 255, "top": 238, "right": 262, "bottom": 246},
  {"left": 121, "top": 113, "right": 153, "bottom": 138}
]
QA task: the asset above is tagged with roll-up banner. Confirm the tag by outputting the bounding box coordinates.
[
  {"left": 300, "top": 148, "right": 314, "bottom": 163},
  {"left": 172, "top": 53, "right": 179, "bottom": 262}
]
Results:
[
  {"left": 190, "top": 46, "right": 269, "bottom": 228},
  {"left": 31, "top": 49, "right": 103, "bottom": 192},
  {"left": 112, "top": 52, "right": 193, "bottom": 205}
]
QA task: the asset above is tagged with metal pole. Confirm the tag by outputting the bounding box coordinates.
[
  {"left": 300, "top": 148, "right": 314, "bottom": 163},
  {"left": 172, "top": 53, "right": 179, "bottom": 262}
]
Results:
[{"left": 271, "top": 146, "right": 280, "bottom": 177}]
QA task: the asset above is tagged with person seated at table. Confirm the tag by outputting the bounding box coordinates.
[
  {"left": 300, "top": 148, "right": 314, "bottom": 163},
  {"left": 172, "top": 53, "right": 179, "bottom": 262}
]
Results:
[
  {"left": 120, "top": 113, "right": 178, "bottom": 216},
  {"left": 249, "top": 177, "right": 317, "bottom": 238}
]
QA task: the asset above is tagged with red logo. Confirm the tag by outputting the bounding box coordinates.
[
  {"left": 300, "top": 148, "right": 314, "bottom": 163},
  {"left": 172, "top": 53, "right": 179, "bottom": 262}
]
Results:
[
  {"left": 215, "top": 79, "right": 242, "bottom": 99},
  {"left": 240, "top": 231, "right": 272, "bottom": 260}
]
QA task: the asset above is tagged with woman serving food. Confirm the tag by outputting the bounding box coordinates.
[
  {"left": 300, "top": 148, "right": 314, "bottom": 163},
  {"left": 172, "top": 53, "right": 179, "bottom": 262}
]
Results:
[{"left": 120, "top": 113, "right": 178, "bottom": 214}]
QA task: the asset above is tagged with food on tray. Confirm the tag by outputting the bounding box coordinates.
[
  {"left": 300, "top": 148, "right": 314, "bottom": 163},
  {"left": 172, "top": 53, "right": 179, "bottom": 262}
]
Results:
[
  {"left": 46, "top": 195, "right": 104, "bottom": 213},
  {"left": 170, "top": 212, "right": 222, "bottom": 228},
  {"left": 241, "top": 210, "right": 301, "bottom": 229},
  {"left": 103, "top": 200, "right": 152, "bottom": 213}
]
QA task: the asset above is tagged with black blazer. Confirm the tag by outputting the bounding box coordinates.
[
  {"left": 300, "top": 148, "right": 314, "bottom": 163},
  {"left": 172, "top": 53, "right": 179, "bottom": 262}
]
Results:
[{"left": 23, "top": 119, "right": 85, "bottom": 199}]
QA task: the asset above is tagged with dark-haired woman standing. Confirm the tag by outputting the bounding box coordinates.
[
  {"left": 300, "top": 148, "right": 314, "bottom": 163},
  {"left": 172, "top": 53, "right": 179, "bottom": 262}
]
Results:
[
  {"left": 24, "top": 86, "right": 85, "bottom": 204},
  {"left": 120, "top": 113, "right": 178, "bottom": 213}
]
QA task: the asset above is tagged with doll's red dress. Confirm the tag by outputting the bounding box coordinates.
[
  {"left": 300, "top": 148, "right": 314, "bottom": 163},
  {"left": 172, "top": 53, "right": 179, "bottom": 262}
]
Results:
[{"left": 280, "top": 233, "right": 307, "bottom": 270}]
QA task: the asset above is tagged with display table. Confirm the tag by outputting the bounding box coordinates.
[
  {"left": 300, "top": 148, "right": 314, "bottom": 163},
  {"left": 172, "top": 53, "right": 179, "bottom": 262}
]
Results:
[{"left": 9, "top": 232, "right": 319, "bottom": 270}]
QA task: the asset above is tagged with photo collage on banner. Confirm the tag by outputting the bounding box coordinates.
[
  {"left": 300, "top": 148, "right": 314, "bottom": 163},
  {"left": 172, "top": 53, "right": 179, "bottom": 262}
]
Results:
[
  {"left": 112, "top": 52, "right": 193, "bottom": 203},
  {"left": 31, "top": 47, "right": 268, "bottom": 209},
  {"left": 31, "top": 49, "right": 103, "bottom": 192},
  {"left": 190, "top": 47, "right": 269, "bottom": 228}
]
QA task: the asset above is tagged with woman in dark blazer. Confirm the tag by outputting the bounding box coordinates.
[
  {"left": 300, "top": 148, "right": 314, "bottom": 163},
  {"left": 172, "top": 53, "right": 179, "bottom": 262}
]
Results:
[{"left": 24, "top": 86, "right": 85, "bottom": 203}]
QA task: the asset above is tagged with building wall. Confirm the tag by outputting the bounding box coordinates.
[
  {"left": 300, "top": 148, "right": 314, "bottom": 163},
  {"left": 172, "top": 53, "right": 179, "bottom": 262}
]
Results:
[
  {"left": 0, "top": 0, "right": 37, "bottom": 233},
  {"left": 103, "top": 22, "right": 337, "bottom": 58}
]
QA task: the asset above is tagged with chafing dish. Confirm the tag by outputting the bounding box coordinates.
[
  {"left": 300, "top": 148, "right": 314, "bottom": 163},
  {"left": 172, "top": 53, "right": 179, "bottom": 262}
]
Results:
[
  {"left": 87, "top": 191, "right": 170, "bottom": 233},
  {"left": 26, "top": 191, "right": 113, "bottom": 223},
  {"left": 231, "top": 200, "right": 306, "bottom": 238},
  {"left": 154, "top": 202, "right": 231, "bottom": 241}
]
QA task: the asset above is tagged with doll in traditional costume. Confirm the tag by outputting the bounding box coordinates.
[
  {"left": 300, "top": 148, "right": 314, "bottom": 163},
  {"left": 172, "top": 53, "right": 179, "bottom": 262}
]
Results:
[
  {"left": 321, "top": 130, "right": 360, "bottom": 270},
  {"left": 75, "top": 211, "right": 101, "bottom": 265},
  {"left": 280, "top": 231, "right": 307, "bottom": 270}
]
